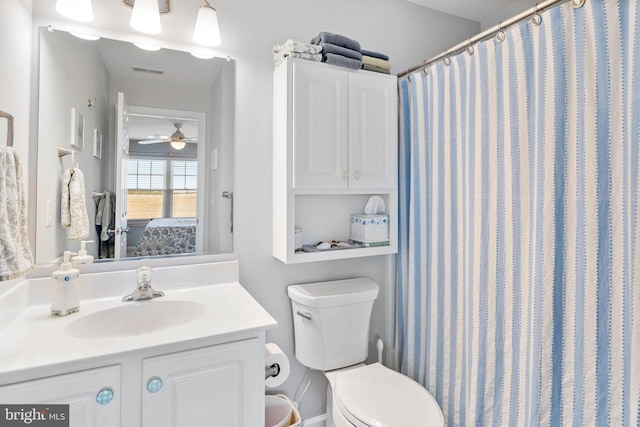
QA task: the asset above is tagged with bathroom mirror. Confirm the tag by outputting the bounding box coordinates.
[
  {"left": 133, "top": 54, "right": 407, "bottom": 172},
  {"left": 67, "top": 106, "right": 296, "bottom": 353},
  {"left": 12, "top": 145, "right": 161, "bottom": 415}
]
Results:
[{"left": 34, "top": 28, "right": 235, "bottom": 264}]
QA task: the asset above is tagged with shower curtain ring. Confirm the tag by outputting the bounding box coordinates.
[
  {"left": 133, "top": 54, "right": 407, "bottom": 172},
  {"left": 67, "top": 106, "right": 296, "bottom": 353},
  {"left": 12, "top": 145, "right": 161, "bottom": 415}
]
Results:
[
  {"left": 496, "top": 22, "right": 506, "bottom": 43},
  {"left": 572, "top": 0, "right": 586, "bottom": 8},
  {"left": 532, "top": 3, "right": 542, "bottom": 26},
  {"left": 443, "top": 55, "right": 451, "bottom": 67},
  {"left": 466, "top": 40, "right": 474, "bottom": 56}
]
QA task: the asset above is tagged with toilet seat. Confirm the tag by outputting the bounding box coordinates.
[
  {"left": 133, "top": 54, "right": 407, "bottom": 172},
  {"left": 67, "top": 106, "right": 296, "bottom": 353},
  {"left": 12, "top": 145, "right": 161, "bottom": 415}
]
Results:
[{"left": 333, "top": 363, "right": 443, "bottom": 427}]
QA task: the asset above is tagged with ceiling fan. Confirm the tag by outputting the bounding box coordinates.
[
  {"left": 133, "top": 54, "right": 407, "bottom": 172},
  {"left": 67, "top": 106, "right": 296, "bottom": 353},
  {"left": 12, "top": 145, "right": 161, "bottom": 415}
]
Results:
[{"left": 138, "top": 122, "right": 197, "bottom": 150}]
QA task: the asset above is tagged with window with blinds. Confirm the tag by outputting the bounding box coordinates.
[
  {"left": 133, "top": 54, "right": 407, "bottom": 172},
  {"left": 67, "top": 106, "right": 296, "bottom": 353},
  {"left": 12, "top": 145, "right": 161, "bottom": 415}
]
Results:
[{"left": 127, "top": 159, "right": 198, "bottom": 219}]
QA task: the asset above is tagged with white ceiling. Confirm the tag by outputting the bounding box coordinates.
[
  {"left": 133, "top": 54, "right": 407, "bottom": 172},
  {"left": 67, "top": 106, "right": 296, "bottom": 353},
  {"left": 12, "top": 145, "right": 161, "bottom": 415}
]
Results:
[
  {"left": 406, "top": 0, "right": 532, "bottom": 24},
  {"left": 34, "top": 0, "right": 536, "bottom": 52}
]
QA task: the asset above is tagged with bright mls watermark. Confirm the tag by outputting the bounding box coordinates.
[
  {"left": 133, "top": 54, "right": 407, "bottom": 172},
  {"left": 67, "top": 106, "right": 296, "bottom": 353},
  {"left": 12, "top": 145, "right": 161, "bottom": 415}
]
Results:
[{"left": 0, "top": 405, "right": 69, "bottom": 426}]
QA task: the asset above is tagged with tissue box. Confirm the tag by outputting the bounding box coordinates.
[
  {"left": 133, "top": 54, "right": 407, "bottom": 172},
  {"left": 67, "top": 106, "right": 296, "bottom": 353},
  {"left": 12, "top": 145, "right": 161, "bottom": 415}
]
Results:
[{"left": 350, "top": 215, "right": 389, "bottom": 246}]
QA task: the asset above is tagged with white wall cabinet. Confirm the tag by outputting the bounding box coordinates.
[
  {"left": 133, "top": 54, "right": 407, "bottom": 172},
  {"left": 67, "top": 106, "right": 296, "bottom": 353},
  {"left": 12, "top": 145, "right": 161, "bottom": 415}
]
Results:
[
  {"left": 0, "top": 366, "right": 121, "bottom": 427},
  {"left": 142, "top": 339, "right": 261, "bottom": 427},
  {"left": 0, "top": 339, "right": 261, "bottom": 427},
  {"left": 273, "top": 58, "right": 398, "bottom": 263}
]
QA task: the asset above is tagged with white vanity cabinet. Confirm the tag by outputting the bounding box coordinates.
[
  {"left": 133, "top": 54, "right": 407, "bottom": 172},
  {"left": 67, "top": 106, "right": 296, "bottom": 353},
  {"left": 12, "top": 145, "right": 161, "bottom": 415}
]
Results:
[
  {"left": 141, "top": 339, "right": 261, "bottom": 427},
  {"left": 0, "top": 365, "right": 121, "bottom": 427},
  {"left": 273, "top": 58, "right": 398, "bottom": 263}
]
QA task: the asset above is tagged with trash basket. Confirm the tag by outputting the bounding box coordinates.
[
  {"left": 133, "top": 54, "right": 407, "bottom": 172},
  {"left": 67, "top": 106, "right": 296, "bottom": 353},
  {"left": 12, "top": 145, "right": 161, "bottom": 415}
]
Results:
[{"left": 265, "top": 394, "right": 300, "bottom": 427}]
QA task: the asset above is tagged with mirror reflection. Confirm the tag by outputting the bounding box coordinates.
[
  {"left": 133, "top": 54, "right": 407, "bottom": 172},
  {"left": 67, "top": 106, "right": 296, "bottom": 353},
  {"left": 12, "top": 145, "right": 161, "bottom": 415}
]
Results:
[{"left": 35, "top": 28, "right": 235, "bottom": 264}]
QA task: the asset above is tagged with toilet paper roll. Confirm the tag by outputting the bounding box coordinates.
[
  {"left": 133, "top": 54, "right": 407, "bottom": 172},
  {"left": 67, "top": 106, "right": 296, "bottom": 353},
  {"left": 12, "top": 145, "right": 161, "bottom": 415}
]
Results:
[{"left": 265, "top": 343, "right": 290, "bottom": 388}]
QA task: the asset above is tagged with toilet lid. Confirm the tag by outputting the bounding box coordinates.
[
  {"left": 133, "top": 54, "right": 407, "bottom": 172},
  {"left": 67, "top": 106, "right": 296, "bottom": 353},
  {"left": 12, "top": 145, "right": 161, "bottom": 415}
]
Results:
[{"left": 334, "top": 363, "right": 443, "bottom": 427}]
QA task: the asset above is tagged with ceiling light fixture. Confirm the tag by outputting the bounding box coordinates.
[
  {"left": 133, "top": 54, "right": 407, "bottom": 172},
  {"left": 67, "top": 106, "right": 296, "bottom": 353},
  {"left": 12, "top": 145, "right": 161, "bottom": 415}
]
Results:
[
  {"left": 55, "top": 0, "right": 94, "bottom": 22},
  {"left": 170, "top": 141, "right": 186, "bottom": 150},
  {"left": 193, "top": 1, "right": 221, "bottom": 47},
  {"left": 129, "top": 0, "right": 162, "bottom": 35}
]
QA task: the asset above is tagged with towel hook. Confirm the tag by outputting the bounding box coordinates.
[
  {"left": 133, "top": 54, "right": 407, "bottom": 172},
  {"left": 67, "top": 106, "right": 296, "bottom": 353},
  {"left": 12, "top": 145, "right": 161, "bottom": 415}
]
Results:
[
  {"left": 0, "top": 110, "right": 14, "bottom": 147},
  {"left": 57, "top": 146, "right": 76, "bottom": 172}
]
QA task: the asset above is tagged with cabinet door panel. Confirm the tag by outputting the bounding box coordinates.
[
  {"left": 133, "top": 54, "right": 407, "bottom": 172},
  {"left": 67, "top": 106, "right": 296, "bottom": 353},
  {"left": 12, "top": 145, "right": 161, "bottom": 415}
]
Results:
[
  {"left": 348, "top": 73, "right": 397, "bottom": 189},
  {"left": 0, "top": 366, "right": 121, "bottom": 427},
  {"left": 292, "top": 61, "right": 349, "bottom": 189},
  {"left": 142, "top": 339, "right": 261, "bottom": 427}
]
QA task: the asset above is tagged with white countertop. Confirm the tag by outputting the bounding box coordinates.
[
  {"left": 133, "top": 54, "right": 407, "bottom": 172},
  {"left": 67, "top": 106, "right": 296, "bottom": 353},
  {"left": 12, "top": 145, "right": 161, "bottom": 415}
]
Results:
[{"left": 0, "top": 261, "right": 277, "bottom": 385}]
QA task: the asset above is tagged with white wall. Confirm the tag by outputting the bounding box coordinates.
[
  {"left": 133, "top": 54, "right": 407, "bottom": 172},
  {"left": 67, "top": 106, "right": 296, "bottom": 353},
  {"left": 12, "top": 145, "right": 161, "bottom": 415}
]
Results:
[
  {"left": 215, "top": 0, "right": 479, "bottom": 418},
  {"left": 5, "top": 0, "right": 480, "bottom": 420},
  {"left": 35, "top": 30, "right": 110, "bottom": 263}
]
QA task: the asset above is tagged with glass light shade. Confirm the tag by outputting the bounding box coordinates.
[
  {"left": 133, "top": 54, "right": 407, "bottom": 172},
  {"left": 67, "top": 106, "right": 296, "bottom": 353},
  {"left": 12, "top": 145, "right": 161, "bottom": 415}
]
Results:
[
  {"left": 193, "top": 6, "right": 221, "bottom": 47},
  {"left": 170, "top": 141, "right": 186, "bottom": 150},
  {"left": 55, "top": 0, "right": 94, "bottom": 22},
  {"left": 129, "top": 0, "right": 162, "bottom": 35}
]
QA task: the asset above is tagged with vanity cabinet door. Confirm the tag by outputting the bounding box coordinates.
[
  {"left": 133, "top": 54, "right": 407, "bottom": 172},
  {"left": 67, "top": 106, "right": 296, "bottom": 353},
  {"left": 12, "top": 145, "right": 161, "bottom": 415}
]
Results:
[
  {"left": 142, "top": 338, "right": 262, "bottom": 427},
  {"left": 0, "top": 365, "right": 121, "bottom": 427}
]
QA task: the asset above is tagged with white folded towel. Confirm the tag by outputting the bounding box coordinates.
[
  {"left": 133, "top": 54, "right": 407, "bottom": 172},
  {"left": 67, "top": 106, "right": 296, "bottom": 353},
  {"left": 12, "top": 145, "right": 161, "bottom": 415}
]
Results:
[
  {"left": 273, "top": 39, "right": 323, "bottom": 68},
  {"left": 61, "top": 167, "right": 90, "bottom": 241},
  {"left": 0, "top": 146, "right": 34, "bottom": 280}
]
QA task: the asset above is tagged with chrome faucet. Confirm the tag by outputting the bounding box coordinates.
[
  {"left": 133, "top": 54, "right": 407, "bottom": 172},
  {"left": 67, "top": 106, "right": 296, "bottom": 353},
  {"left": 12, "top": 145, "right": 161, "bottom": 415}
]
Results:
[{"left": 122, "top": 266, "right": 165, "bottom": 302}]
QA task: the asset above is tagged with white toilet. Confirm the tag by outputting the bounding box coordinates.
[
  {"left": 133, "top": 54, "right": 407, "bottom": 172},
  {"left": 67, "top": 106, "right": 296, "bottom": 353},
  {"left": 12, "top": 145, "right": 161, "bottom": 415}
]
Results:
[{"left": 288, "top": 278, "right": 444, "bottom": 427}]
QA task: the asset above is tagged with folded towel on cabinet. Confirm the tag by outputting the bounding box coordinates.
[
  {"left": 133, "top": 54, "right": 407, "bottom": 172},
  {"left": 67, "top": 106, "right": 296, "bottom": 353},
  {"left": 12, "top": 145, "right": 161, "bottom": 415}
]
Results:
[
  {"left": 362, "top": 63, "right": 391, "bottom": 74},
  {"left": 61, "top": 167, "right": 90, "bottom": 241},
  {"left": 273, "top": 39, "right": 324, "bottom": 67},
  {"left": 360, "top": 49, "right": 390, "bottom": 61},
  {"left": 311, "top": 31, "right": 361, "bottom": 51},
  {"left": 274, "top": 51, "right": 323, "bottom": 68},
  {"left": 362, "top": 55, "right": 391, "bottom": 71},
  {"left": 273, "top": 39, "right": 323, "bottom": 55},
  {"left": 0, "top": 147, "right": 34, "bottom": 280},
  {"left": 323, "top": 53, "right": 362, "bottom": 70},
  {"left": 318, "top": 43, "right": 362, "bottom": 60}
]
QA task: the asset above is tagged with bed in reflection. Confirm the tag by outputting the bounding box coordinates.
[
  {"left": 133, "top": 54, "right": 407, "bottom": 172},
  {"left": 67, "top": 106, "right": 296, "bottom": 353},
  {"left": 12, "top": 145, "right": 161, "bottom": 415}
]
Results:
[{"left": 132, "top": 218, "right": 197, "bottom": 257}]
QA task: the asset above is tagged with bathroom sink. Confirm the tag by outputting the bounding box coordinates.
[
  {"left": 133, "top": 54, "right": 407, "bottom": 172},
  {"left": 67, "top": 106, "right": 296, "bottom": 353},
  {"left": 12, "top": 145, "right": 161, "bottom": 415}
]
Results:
[{"left": 65, "top": 300, "right": 208, "bottom": 339}]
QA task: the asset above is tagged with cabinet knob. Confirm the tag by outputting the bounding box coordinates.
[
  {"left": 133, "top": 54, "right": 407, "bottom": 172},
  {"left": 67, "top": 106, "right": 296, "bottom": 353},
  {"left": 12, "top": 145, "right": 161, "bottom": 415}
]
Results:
[
  {"left": 96, "top": 388, "right": 114, "bottom": 405},
  {"left": 341, "top": 170, "right": 349, "bottom": 180},
  {"left": 353, "top": 170, "right": 361, "bottom": 180},
  {"left": 146, "top": 377, "right": 163, "bottom": 393}
]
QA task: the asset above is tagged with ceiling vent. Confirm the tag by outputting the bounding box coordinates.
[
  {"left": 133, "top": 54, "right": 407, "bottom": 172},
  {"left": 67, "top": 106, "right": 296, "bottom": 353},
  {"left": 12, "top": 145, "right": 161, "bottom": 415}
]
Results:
[{"left": 131, "top": 66, "right": 164, "bottom": 75}]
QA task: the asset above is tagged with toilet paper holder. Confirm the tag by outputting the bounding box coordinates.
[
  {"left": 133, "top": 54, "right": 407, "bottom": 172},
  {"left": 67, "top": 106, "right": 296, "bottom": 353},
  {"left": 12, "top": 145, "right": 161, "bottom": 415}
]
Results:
[{"left": 265, "top": 363, "right": 280, "bottom": 380}]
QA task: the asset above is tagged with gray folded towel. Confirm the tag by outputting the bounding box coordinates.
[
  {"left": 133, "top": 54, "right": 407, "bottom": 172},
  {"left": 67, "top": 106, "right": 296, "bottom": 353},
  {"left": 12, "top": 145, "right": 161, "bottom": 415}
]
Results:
[
  {"left": 311, "top": 31, "right": 361, "bottom": 52},
  {"left": 319, "top": 43, "right": 362, "bottom": 61},
  {"left": 360, "top": 49, "right": 389, "bottom": 61},
  {"left": 323, "top": 53, "right": 362, "bottom": 70}
]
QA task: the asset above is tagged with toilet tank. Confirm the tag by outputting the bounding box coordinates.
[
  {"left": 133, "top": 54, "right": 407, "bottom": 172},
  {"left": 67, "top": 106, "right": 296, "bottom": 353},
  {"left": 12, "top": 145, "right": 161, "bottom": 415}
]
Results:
[{"left": 287, "top": 278, "right": 379, "bottom": 371}]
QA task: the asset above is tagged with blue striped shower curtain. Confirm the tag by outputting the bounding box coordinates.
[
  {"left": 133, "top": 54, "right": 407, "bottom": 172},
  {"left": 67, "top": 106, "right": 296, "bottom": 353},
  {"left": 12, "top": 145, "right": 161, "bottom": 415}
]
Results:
[{"left": 396, "top": 0, "right": 640, "bottom": 425}]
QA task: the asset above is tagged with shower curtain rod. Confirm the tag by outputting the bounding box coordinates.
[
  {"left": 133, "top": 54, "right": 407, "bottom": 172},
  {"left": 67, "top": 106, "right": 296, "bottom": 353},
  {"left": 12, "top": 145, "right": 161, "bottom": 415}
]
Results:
[{"left": 397, "top": 0, "right": 585, "bottom": 78}]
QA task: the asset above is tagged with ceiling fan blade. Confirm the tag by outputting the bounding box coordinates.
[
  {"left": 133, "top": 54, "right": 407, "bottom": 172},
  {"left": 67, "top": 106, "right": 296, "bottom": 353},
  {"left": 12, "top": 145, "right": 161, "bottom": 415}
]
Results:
[{"left": 137, "top": 139, "right": 166, "bottom": 144}]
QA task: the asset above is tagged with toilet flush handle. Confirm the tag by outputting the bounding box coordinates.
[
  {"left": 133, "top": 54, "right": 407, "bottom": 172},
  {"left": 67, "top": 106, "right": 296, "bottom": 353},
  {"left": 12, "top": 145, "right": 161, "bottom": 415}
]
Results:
[{"left": 296, "top": 310, "right": 312, "bottom": 320}]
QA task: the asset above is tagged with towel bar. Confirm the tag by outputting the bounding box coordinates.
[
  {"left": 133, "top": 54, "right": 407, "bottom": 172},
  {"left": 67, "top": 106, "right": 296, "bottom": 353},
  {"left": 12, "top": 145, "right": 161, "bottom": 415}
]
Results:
[{"left": 0, "top": 110, "right": 14, "bottom": 147}]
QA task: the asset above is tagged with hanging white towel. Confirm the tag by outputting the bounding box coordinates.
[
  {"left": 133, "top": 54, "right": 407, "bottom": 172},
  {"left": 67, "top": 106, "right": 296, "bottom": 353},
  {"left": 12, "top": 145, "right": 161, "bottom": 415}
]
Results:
[
  {"left": 61, "top": 167, "right": 89, "bottom": 241},
  {"left": 0, "top": 147, "right": 34, "bottom": 280}
]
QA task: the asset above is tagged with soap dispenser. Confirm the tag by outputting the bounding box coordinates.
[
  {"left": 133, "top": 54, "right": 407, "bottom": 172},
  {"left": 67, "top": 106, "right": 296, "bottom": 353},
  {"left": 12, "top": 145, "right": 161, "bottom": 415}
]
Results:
[
  {"left": 51, "top": 251, "right": 80, "bottom": 316},
  {"left": 72, "top": 240, "right": 94, "bottom": 265}
]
